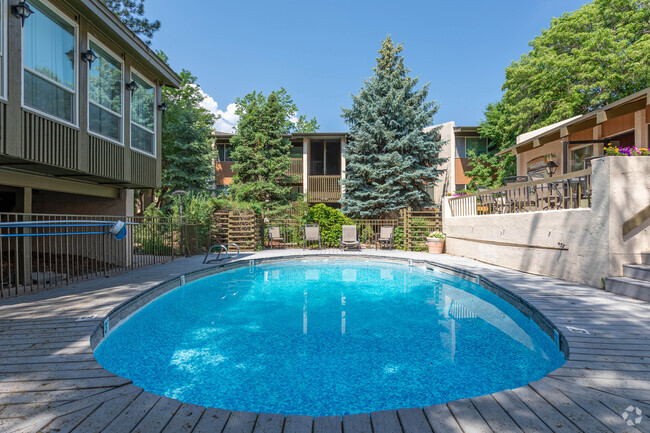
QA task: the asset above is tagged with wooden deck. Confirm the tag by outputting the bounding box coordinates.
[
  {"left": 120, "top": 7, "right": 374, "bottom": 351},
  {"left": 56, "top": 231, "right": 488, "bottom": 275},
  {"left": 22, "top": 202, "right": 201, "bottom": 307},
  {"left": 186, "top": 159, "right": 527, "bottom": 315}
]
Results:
[{"left": 1, "top": 250, "right": 649, "bottom": 433}]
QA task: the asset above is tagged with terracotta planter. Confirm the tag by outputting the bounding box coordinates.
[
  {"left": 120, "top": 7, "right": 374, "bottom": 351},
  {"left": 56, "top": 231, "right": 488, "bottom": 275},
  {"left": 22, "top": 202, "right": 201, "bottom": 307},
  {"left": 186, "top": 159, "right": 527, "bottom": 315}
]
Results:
[{"left": 426, "top": 237, "right": 445, "bottom": 254}]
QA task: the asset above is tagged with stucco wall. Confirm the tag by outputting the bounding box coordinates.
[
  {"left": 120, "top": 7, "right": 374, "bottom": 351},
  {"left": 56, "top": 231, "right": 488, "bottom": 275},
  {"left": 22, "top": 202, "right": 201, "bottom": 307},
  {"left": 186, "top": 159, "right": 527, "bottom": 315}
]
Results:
[
  {"left": 443, "top": 157, "right": 650, "bottom": 287},
  {"left": 425, "top": 122, "right": 454, "bottom": 204}
]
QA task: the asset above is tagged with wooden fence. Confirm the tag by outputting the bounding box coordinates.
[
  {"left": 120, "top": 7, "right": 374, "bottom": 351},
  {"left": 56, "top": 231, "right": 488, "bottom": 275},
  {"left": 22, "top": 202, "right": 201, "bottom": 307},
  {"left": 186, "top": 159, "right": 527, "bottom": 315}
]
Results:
[
  {"left": 211, "top": 211, "right": 261, "bottom": 251},
  {"left": 252, "top": 208, "right": 441, "bottom": 251}
]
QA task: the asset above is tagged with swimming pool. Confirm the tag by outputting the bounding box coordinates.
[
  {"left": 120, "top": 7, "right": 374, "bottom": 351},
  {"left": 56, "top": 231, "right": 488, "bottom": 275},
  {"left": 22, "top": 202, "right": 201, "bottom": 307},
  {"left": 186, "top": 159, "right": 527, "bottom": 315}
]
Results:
[{"left": 94, "top": 259, "right": 565, "bottom": 416}]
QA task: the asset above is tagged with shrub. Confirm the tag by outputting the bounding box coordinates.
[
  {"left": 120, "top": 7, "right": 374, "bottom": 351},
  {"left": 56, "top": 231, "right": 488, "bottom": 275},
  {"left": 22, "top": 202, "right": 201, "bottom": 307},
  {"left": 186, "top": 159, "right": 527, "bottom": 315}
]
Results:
[
  {"left": 393, "top": 226, "right": 404, "bottom": 249},
  {"left": 304, "top": 204, "right": 353, "bottom": 247}
]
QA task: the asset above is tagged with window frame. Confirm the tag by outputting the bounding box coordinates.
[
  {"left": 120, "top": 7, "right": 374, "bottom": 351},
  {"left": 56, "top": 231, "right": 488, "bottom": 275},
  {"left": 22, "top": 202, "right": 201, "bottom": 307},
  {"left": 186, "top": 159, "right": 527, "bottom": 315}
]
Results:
[
  {"left": 217, "top": 143, "right": 232, "bottom": 162},
  {"left": 86, "top": 35, "right": 124, "bottom": 146},
  {"left": 0, "top": 0, "right": 7, "bottom": 101},
  {"left": 20, "top": 0, "right": 79, "bottom": 128},
  {"left": 129, "top": 68, "right": 157, "bottom": 157},
  {"left": 568, "top": 143, "right": 594, "bottom": 172}
]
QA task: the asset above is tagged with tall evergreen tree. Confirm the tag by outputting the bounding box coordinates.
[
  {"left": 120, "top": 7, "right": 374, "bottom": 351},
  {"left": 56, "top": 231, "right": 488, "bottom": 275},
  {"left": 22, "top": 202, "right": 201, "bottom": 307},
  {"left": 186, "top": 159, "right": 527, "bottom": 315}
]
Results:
[
  {"left": 229, "top": 88, "right": 318, "bottom": 213},
  {"left": 341, "top": 36, "right": 447, "bottom": 218},
  {"left": 102, "top": 0, "right": 160, "bottom": 44}
]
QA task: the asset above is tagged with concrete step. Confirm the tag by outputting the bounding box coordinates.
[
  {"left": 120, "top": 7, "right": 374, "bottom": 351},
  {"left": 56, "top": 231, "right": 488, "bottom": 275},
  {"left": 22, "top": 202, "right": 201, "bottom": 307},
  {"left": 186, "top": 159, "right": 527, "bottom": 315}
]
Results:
[
  {"left": 605, "top": 277, "right": 650, "bottom": 302},
  {"left": 643, "top": 252, "right": 650, "bottom": 265},
  {"left": 623, "top": 264, "right": 650, "bottom": 282}
]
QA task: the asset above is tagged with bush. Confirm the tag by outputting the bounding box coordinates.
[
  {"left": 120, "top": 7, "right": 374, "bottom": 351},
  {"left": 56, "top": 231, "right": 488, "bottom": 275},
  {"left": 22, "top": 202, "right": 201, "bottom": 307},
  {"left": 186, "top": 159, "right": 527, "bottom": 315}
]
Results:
[
  {"left": 304, "top": 204, "right": 353, "bottom": 247},
  {"left": 393, "top": 226, "right": 404, "bottom": 249},
  {"left": 360, "top": 224, "right": 375, "bottom": 244}
]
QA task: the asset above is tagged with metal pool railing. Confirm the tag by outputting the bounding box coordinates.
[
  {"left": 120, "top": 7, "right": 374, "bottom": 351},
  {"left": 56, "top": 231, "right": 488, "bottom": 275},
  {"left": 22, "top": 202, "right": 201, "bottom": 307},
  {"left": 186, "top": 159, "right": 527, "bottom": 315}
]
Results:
[{"left": 0, "top": 213, "right": 208, "bottom": 299}]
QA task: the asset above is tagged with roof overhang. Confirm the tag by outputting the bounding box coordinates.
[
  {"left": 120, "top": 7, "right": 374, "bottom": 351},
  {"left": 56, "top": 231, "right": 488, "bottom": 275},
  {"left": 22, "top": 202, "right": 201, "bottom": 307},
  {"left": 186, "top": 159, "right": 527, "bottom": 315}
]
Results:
[
  {"left": 67, "top": 0, "right": 181, "bottom": 88},
  {"left": 496, "top": 87, "right": 650, "bottom": 156}
]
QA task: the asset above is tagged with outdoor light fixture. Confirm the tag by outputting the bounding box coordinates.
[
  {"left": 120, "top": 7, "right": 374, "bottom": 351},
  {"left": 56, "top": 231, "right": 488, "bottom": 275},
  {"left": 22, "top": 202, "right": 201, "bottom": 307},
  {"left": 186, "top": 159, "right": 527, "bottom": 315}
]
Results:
[
  {"left": 12, "top": 1, "right": 34, "bottom": 27},
  {"left": 126, "top": 80, "right": 138, "bottom": 94},
  {"left": 545, "top": 161, "right": 558, "bottom": 177},
  {"left": 81, "top": 48, "right": 98, "bottom": 67},
  {"left": 158, "top": 102, "right": 168, "bottom": 112}
]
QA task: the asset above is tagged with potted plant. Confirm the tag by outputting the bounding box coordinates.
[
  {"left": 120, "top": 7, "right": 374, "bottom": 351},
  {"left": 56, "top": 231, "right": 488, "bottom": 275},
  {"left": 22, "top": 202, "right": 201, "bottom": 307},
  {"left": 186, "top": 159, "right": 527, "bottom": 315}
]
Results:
[{"left": 426, "top": 231, "right": 446, "bottom": 254}]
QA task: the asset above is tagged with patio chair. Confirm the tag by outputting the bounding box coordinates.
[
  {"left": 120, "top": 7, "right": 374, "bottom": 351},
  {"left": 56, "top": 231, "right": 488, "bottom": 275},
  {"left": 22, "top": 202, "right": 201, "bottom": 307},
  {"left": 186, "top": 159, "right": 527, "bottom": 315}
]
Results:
[
  {"left": 267, "top": 226, "right": 286, "bottom": 249},
  {"left": 528, "top": 171, "right": 563, "bottom": 210},
  {"left": 376, "top": 226, "right": 394, "bottom": 250},
  {"left": 339, "top": 225, "right": 361, "bottom": 251},
  {"left": 303, "top": 224, "right": 321, "bottom": 249}
]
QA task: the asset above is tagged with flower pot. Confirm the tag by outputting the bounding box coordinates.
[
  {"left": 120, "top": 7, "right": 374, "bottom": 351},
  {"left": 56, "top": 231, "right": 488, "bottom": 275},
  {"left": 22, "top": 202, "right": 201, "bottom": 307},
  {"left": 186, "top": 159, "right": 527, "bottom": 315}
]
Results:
[{"left": 426, "top": 237, "right": 445, "bottom": 254}]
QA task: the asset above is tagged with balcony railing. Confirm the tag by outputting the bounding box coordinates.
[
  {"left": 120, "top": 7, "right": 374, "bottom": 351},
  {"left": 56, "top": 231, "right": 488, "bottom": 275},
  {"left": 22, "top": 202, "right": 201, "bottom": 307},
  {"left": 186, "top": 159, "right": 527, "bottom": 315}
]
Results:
[
  {"left": 288, "top": 158, "right": 303, "bottom": 176},
  {"left": 308, "top": 175, "right": 341, "bottom": 202},
  {"left": 448, "top": 168, "right": 592, "bottom": 217}
]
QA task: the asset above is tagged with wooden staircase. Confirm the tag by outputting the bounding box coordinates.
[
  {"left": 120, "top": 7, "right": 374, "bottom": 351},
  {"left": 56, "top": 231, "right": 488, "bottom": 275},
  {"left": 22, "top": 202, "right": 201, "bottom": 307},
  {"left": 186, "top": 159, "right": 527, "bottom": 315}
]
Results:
[{"left": 605, "top": 252, "right": 650, "bottom": 301}]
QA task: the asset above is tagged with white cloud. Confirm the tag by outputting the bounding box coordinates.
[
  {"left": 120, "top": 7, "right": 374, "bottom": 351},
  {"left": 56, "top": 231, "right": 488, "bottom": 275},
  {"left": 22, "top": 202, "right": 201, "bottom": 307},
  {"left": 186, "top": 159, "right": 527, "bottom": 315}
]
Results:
[{"left": 190, "top": 84, "right": 239, "bottom": 133}]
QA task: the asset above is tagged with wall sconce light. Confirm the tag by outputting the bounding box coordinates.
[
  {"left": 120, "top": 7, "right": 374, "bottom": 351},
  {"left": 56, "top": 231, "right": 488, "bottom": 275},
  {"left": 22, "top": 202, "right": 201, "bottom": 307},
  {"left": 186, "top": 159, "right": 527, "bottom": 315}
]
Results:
[
  {"left": 81, "top": 48, "right": 98, "bottom": 67},
  {"left": 12, "top": 1, "right": 34, "bottom": 27},
  {"left": 158, "top": 102, "right": 168, "bottom": 112},
  {"left": 546, "top": 161, "right": 558, "bottom": 177},
  {"left": 126, "top": 80, "right": 138, "bottom": 95}
]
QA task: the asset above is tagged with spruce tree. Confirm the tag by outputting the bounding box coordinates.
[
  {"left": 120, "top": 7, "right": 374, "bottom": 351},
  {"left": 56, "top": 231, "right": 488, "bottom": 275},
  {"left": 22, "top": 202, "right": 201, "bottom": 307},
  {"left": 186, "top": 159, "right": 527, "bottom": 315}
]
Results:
[
  {"left": 229, "top": 88, "right": 317, "bottom": 214},
  {"left": 341, "top": 36, "right": 447, "bottom": 218}
]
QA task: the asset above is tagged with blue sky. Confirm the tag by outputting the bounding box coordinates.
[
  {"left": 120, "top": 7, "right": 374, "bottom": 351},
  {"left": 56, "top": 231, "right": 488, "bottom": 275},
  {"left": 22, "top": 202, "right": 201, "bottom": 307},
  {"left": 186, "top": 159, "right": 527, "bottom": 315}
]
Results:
[{"left": 146, "top": 0, "right": 591, "bottom": 132}]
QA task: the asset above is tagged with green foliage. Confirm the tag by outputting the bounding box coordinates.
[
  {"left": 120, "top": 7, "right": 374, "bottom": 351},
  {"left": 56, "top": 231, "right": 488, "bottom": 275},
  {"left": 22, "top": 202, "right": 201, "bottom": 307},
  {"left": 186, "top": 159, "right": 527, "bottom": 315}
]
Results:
[
  {"left": 304, "top": 204, "right": 353, "bottom": 247},
  {"left": 393, "top": 226, "right": 404, "bottom": 250},
  {"left": 360, "top": 224, "right": 375, "bottom": 244},
  {"left": 229, "top": 88, "right": 318, "bottom": 213},
  {"left": 341, "top": 35, "right": 447, "bottom": 218},
  {"left": 158, "top": 55, "right": 216, "bottom": 206},
  {"left": 101, "top": 0, "right": 160, "bottom": 44},
  {"left": 465, "top": 152, "right": 516, "bottom": 191},
  {"left": 474, "top": 0, "right": 650, "bottom": 187}
]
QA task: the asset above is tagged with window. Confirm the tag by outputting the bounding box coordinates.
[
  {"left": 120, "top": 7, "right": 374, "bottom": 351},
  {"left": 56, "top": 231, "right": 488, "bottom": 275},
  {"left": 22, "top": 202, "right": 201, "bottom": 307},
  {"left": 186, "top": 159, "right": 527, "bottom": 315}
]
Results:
[
  {"left": 455, "top": 184, "right": 467, "bottom": 192},
  {"left": 217, "top": 144, "right": 231, "bottom": 162},
  {"left": 130, "top": 71, "right": 155, "bottom": 155},
  {"left": 569, "top": 144, "right": 593, "bottom": 172},
  {"left": 23, "top": 0, "right": 76, "bottom": 123},
  {"left": 88, "top": 40, "right": 122, "bottom": 142},
  {"left": 456, "top": 137, "right": 488, "bottom": 158}
]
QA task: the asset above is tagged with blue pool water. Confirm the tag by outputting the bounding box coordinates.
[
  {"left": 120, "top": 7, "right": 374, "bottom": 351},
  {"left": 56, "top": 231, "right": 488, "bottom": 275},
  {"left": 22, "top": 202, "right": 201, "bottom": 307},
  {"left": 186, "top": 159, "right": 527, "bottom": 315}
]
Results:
[{"left": 94, "top": 260, "right": 565, "bottom": 416}]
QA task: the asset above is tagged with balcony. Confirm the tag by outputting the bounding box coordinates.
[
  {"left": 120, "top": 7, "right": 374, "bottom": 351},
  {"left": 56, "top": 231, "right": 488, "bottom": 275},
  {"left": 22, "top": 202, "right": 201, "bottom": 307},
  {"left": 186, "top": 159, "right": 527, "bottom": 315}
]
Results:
[
  {"left": 308, "top": 175, "right": 341, "bottom": 202},
  {"left": 288, "top": 158, "right": 303, "bottom": 176}
]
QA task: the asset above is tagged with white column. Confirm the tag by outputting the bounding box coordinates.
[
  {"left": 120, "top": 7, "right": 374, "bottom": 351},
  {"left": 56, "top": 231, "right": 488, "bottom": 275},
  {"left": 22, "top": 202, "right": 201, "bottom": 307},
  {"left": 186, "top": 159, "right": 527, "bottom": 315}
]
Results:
[
  {"left": 340, "top": 137, "right": 346, "bottom": 194},
  {"left": 302, "top": 138, "right": 309, "bottom": 201}
]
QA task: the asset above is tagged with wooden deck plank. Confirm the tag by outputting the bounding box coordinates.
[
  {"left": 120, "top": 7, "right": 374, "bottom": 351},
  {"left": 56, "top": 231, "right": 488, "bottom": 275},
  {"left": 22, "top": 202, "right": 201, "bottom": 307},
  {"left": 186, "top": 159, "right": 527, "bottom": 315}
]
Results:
[
  {"left": 39, "top": 403, "right": 100, "bottom": 433},
  {"left": 0, "top": 376, "right": 131, "bottom": 392},
  {"left": 314, "top": 415, "right": 342, "bottom": 433},
  {"left": 342, "top": 413, "right": 372, "bottom": 433},
  {"left": 131, "top": 396, "right": 183, "bottom": 433},
  {"left": 193, "top": 407, "right": 231, "bottom": 433},
  {"left": 396, "top": 407, "right": 432, "bottom": 433},
  {"left": 422, "top": 404, "right": 463, "bottom": 433},
  {"left": 470, "top": 395, "right": 523, "bottom": 433},
  {"left": 252, "top": 412, "right": 285, "bottom": 433},
  {"left": 527, "top": 380, "right": 610, "bottom": 433},
  {"left": 446, "top": 399, "right": 492, "bottom": 433},
  {"left": 370, "top": 410, "right": 402, "bottom": 433},
  {"left": 283, "top": 415, "right": 313, "bottom": 433},
  {"left": 0, "top": 387, "right": 116, "bottom": 405},
  {"left": 222, "top": 410, "right": 258, "bottom": 433},
  {"left": 71, "top": 388, "right": 142, "bottom": 433},
  {"left": 511, "top": 386, "right": 581, "bottom": 433},
  {"left": 102, "top": 391, "right": 161, "bottom": 433},
  {"left": 555, "top": 388, "right": 644, "bottom": 433},
  {"left": 161, "top": 402, "right": 205, "bottom": 433},
  {"left": 491, "top": 390, "right": 553, "bottom": 433}
]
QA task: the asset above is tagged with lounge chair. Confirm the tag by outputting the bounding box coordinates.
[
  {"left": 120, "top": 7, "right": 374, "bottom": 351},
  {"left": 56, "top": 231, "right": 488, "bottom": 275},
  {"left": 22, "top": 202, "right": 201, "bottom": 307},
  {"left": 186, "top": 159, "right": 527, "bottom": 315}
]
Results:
[
  {"left": 303, "top": 224, "right": 321, "bottom": 249},
  {"left": 376, "top": 226, "right": 394, "bottom": 250},
  {"left": 267, "top": 226, "right": 286, "bottom": 249},
  {"left": 339, "top": 225, "right": 361, "bottom": 250}
]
